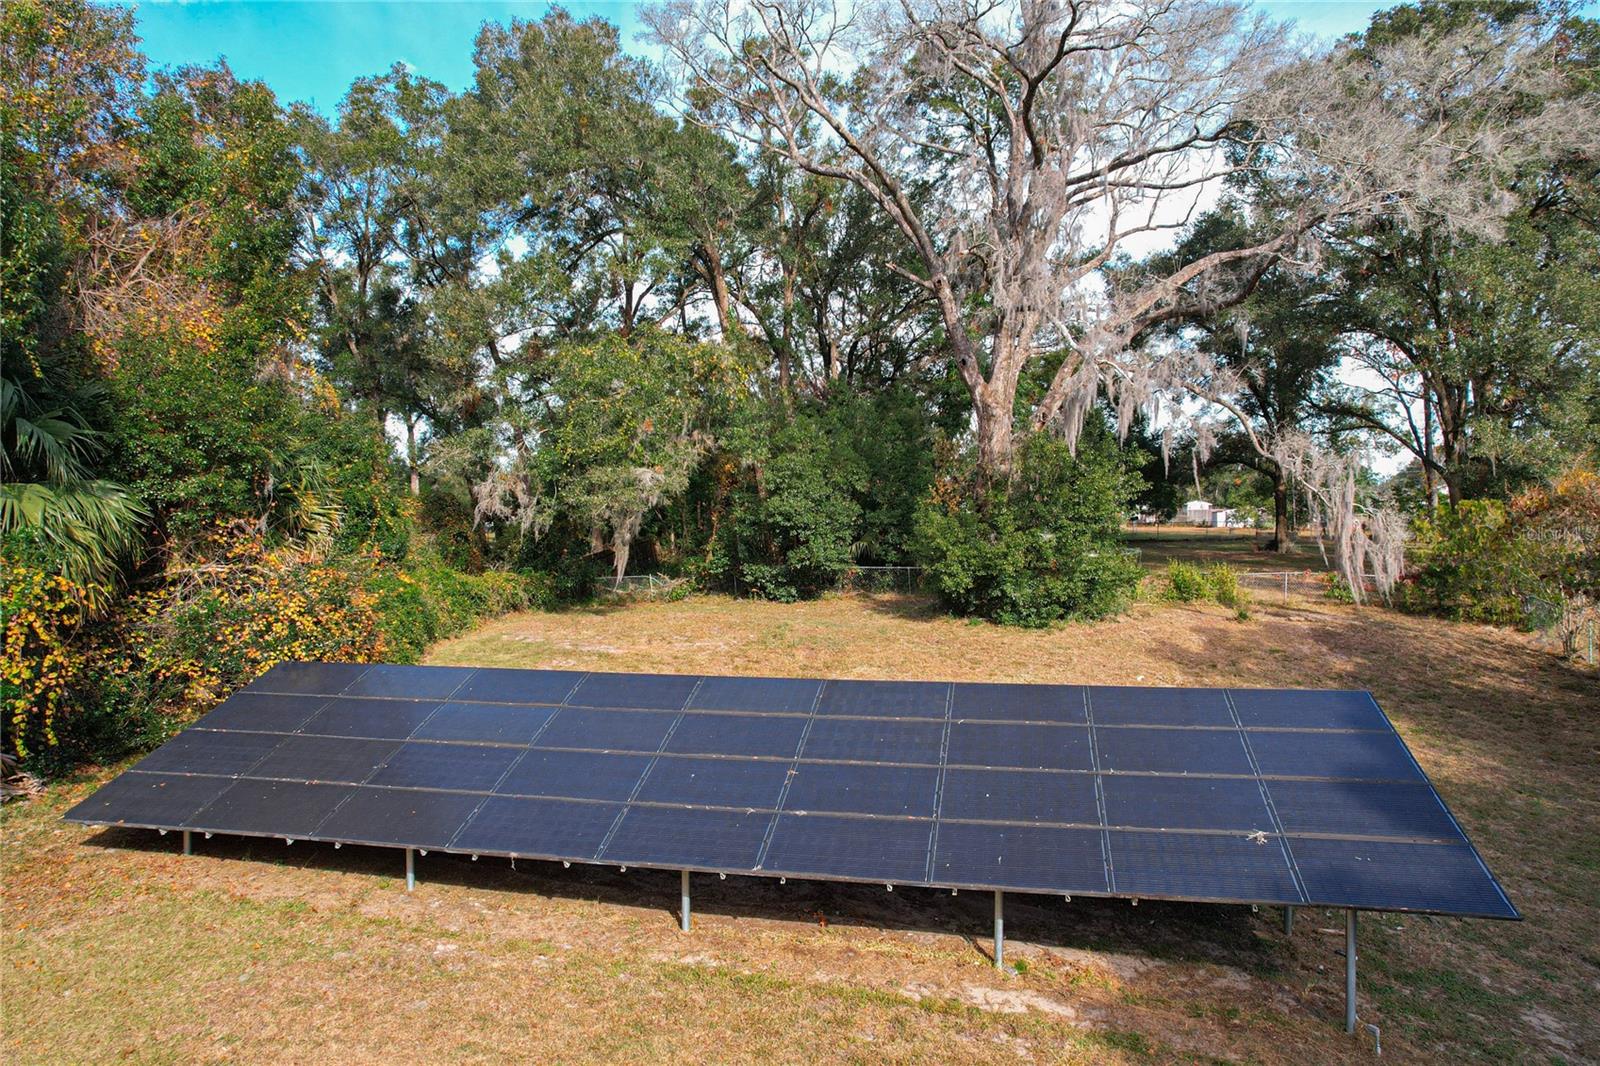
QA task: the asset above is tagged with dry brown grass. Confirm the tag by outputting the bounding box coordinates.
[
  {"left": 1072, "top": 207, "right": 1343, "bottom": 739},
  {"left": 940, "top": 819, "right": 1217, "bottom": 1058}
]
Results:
[{"left": 5, "top": 592, "right": 1596, "bottom": 1064}]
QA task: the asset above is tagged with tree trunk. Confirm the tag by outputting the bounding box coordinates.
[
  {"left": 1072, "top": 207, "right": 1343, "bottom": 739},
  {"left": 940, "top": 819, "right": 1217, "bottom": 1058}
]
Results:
[
  {"left": 700, "top": 243, "right": 739, "bottom": 341},
  {"left": 1270, "top": 469, "right": 1292, "bottom": 553},
  {"left": 974, "top": 392, "right": 1014, "bottom": 483},
  {"left": 405, "top": 417, "right": 420, "bottom": 497}
]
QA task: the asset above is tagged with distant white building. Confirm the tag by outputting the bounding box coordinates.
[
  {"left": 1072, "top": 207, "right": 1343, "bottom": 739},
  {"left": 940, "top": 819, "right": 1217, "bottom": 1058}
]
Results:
[{"left": 1181, "top": 500, "right": 1245, "bottom": 528}]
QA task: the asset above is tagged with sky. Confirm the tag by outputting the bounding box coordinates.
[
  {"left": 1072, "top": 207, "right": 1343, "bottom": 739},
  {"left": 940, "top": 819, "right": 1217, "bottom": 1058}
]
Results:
[{"left": 127, "top": 1, "right": 1392, "bottom": 115}]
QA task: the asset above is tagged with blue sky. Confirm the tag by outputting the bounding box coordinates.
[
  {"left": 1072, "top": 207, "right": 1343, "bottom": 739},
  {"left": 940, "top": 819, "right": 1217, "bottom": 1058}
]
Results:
[{"left": 127, "top": 1, "right": 1391, "bottom": 114}]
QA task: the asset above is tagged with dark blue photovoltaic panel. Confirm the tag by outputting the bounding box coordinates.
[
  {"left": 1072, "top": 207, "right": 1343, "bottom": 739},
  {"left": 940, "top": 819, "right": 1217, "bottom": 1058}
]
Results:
[
  {"left": 602, "top": 806, "right": 770, "bottom": 868},
  {"left": 193, "top": 692, "right": 327, "bottom": 734},
  {"left": 298, "top": 698, "right": 442, "bottom": 740},
  {"left": 950, "top": 683, "right": 1086, "bottom": 723},
  {"left": 1266, "top": 780, "right": 1461, "bottom": 841},
  {"left": 130, "top": 729, "right": 284, "bottom": 777},
  {"left": 65, "top": 772, "right": 234, "bottom": 827},
  {"left": 932, "top": 822, "right": 1107, "bottom": 892},
  {"left": 184, "top": 780, "right": 351, "bottom": 836},
  {"left": 409, "top": 703, "right": 556, "bottom": 745},
  {"left": 534, "top": 708, "right": 678, "bottom": 753},
  {"left": 782, "top": 763, "right": 938, "bottom": 817},
  {"left": 938, "top": 769, "right": 1100, "bottom": 826},
  {"left": 452, "top": 797, "right": 619, "bottom": 858},
  {"left": 1089, "top": 687, "right": 1234, "bottom": 727},
  {"left": 343, "top": 664, "right": 475, "bottom": 700},
  {"left": 244, "top": 661, "right": 369, "bottom": 695},
  {"left": 635, "top": 757, "right": 790, "bottom": 809},
  {"left": 1248, "top": 729, "right": 1423, "bottom": 781},
  {"left": 815, "top": 680, "right": 948, "bottom": 718},
  {"left": 64, "top": 667, "right": 1518, "bottom": 920},
  {"left": 567, "top": 672, "right": 699, "bottom": 710},
  {"left": 1229, "top": 689, "right": 1387, "bottom": 731},
  {"left": 451, "top": 668, "right": 584, "bottom": 705},
  {"left": 799, "top": 718, "right": 944, "bottom": 764},
  {"left": 318, "top": 787, "right": 483, "bottom": 847},
  {"left": 1109, "top": 831, "right": 1301, "bottom": 903},
  {"left": 496, "top": 750, "right": 653, "bottom": 802},
  {"left": 945, "top": 723, "right": 1092, "bottom": 771},
  {"left": 1094, "top": 727, "right": 1253, "bottom": 775},
  {"left": 1102, "top": 775, "right": 1273, "bottom": 832},
  {"left": 763, "top": 813, "right": 930, "bottom": 882},
  {"left": 1290, "top": 837, "right": 1516, "bottom": 917},
  {"left": 665, "top": 713, "right": 809, "bottom": 758},
  {"left": 688, "top": 676, "right": 821, "bottom": 714},
  {"left": 248, "top": 736, "right": 400, "bottom": 784},
  {"left": 367, "top": 743, "right": 523, "bottom": 792}
]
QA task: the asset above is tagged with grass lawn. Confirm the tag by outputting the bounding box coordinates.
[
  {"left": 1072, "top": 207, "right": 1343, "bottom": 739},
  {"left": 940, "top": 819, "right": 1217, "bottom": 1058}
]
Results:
[
  {"left": 5, "top": 593, "right": 1596, "bottom": 1064},
  {"left": 1124, "top": 526, "right": 1332, "bottom": 573}
]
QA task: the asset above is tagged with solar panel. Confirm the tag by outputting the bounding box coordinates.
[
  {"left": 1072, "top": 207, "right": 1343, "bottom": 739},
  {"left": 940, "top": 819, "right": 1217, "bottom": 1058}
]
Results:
[{"left": 65, "top": 666, "right": 1517, "bottom": 921}]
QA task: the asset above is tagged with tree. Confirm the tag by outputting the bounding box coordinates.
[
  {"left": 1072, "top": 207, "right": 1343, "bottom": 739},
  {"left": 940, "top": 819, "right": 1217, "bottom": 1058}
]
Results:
[
  {"left": 1130, "top": 207, "right": 1343, "bottom": 550},
  {"left": 650, "top": 0, "right": 1585, "bottom": 487},
  {"left": 473, "top": 329, "right": 748, "bottom": 581},
  {"left": 1314, "top": 2, "right": 1600, "bottom": 506}
]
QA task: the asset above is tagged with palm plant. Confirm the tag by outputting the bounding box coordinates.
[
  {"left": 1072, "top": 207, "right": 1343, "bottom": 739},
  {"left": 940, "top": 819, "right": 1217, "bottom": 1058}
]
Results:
[{"left": 1, "top": 371, "right": 146, "bottom": 601}]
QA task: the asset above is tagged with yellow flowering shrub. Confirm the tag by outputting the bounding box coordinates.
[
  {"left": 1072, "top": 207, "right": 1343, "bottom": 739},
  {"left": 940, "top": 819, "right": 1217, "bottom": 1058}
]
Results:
[{"left": 1, "top": 546, "right": 94, "bottom": 759}]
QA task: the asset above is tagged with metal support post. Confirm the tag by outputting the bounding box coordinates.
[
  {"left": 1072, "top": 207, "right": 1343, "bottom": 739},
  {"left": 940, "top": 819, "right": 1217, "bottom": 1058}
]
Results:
[
  {"left": 405, "top": 847, "right": 415, "bottom": 892},
  {"left": 1283, "top": 905, "right": 1294, "bottom": 937},
  {"left": 994, "top": 890, "right": 1005, "bottom": 970},
  {"left": 182, "top": 830, "right": 192, "bottom": 856},
  {"left": 1345, "top": 908, "right": 1358, "bottom": 1034},
  {"left": 680, "top": 870, "right": 691, "bottom": 932}
]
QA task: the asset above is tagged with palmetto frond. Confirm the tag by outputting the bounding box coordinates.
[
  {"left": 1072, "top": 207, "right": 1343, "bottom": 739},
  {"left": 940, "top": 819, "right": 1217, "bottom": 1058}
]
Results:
[{"left": 0, "top": 481, "right": 148, "bottom": 605}]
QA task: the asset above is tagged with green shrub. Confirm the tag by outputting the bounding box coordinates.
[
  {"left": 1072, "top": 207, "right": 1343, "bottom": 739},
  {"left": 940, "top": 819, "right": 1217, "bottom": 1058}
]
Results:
[
  {"left": 1164, "top": 562, "right": 1209, "bottom": 602},
  {"left": 914, "top": 430, "right": 1144, "bottom": 627},
  {"left": 1398, "top": 500, "right": 1538, "bottom": 624},
  {"left": 710, "top": 413, "right": 861, "bottom": 602}
]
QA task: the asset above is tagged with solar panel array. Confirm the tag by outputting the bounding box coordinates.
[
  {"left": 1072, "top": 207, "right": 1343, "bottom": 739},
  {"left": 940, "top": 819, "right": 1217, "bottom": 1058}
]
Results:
[{"left": 66, "top": 663, "right": 1517, "bottom": 919}]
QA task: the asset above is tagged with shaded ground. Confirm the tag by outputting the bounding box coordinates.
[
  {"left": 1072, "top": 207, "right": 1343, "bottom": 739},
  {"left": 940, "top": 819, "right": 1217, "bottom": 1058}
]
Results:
[
  {"left": 5, "top": 594, "right": 1596, "bottom": 1064},
  {"left": 1124, "top": 526, "right": 1331, "bottom": 573}
]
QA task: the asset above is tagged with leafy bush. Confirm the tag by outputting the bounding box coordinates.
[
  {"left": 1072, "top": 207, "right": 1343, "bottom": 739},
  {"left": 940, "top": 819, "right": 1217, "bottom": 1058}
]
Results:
[
  {"left": 1164, "top": 562, "right": 1209, "bottom": 602},
  {"left": 914, "top": 429, "right": 1144, "bottom": 627},
  {"left": 1398, "top": 500, "right": 1536, "bottom": 624},
  {"left": 1159, "top": 561, "right": 1248, "bottom": 617},
  {"left": 709, "top": 410, "right": 862, "bottom": 602},
  {"left": 1, "top": 534, "right": 92, "bottom": 759}
]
